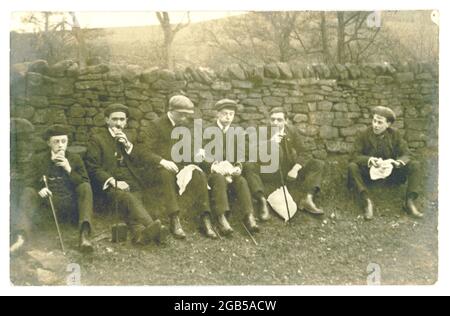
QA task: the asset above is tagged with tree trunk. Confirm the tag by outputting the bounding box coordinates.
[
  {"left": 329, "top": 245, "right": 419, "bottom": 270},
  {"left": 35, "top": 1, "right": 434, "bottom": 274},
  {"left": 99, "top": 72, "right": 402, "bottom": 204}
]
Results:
[
  {"left": 320, "top": 12, "right": 331, "bottom": 63},
  {"left": 337, "top": 12, "right": 346, "bottom": 63}
]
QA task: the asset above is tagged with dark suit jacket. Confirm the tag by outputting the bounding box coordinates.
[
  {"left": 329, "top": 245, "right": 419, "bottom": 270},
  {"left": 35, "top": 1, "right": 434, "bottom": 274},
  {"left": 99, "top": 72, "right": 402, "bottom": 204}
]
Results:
[
  {"left": 280, "top": 124, "right": 309, "bottom": 168},
  {"left": 25, "top": 151, "right": 89, "bottom": 191},
  {"left": 351, "top": 127, "right": 412, "bottom": 166},
  {"left": 85, "top": 128, "right": 148, "bottom": 191},
  {"left": 201, "top": 122, "right": 248, "bottom": 172}
]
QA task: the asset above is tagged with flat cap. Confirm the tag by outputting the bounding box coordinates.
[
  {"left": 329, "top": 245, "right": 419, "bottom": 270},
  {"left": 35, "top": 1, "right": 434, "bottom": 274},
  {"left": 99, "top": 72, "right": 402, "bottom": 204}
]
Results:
[
  {"left": 169, "top": 95, "right": 195, "bottom": 114},
  {"left": 372, "top": 106, "right": 396, "bottom": 123},
  {"left": 44, "top": 124, "right": 71, "bottom": 140},
  {"left": 215, "top": 99, "right": 238, "bottom": 112},
  {"left": 104, "top": 103, "right": 130, "bottom": 118}
]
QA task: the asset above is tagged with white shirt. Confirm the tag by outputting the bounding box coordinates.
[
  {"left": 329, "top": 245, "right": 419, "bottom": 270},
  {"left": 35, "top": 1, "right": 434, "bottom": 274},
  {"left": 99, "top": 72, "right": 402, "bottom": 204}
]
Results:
[
  {"left": 167, "top": 112, "right": 176, "bottom": 127},
  {"left": 217, "top": 120, "right": 231, "bottom": 134}
]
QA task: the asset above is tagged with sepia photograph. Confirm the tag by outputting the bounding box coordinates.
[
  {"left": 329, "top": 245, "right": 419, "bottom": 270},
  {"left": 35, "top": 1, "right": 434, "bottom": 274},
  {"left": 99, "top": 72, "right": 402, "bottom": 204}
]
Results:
[{"left": 9, "top": 8, "right": 439, "bottom": 287}]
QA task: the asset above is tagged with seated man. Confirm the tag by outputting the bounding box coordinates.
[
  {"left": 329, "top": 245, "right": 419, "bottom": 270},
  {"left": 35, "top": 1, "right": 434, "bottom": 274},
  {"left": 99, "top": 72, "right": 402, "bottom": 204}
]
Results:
[
  {"left": 203, "top": 99, "right": 260, "bottom": 236},
  {"left": 139, "top": 95, "right": 218, "bottom": 240},
  {"left": 245, "top": 108, "right": 325, "bottom": 216},
  {"left": 85, "top": 104, "right": 167, "bottom": 245},
  {"left": 348, "top": 106, "right": 422, "bottom": 220},
  {"left": 13, "top": 124, "right": 94, "bottom": 254}
]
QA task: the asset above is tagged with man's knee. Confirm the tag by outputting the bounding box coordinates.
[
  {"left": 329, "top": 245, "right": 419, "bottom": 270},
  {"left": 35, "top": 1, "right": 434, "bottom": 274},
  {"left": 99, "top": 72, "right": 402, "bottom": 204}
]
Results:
[
  {"left": 159, "top": 168, "right": 176, "bottom": 182},
  {"left": 407, "top": 160, "right": 421, "bottom": 171},
  {"left": 76, "top": 182, "right": 93, "bottom": 197},
  {"left": 233, "top": 175, "right": 248, "bottom": 187},
  {"left": 348, "top": 162, "right": 360, "bottom": 174}
]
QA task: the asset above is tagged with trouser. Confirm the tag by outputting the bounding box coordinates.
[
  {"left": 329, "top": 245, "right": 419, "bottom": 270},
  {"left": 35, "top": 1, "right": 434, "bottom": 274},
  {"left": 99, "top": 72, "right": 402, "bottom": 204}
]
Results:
[
  {"left": 16, "top": 182, "right": 94, "bottom": 237},
  {"left": 348, "top": 160, "right": 421, "bottom": 199},
  {"left": 245, "top": 159, "right": 325, "bottom": 197},
  {"left": 208, "top": 173, "right": 255, "bottom": 218},
  {"left": 153, "top": 167, "right": 213, "bottom": 218}
]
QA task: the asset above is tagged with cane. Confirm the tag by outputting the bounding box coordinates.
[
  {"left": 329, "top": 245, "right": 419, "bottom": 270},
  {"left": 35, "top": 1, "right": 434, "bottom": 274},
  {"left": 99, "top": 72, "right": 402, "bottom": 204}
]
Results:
[
  {"left": 278, "top": 133, "right": 292, "bottom": 224},
  {"left": 43, "top": 176, "right": 66, "bottom": 254}
]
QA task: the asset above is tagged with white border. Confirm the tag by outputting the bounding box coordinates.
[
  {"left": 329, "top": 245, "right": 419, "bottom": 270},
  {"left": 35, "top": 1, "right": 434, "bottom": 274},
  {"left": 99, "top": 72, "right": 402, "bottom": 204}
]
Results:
[{"left": 1, "top": 0, "right": 449, "bottom": 296}]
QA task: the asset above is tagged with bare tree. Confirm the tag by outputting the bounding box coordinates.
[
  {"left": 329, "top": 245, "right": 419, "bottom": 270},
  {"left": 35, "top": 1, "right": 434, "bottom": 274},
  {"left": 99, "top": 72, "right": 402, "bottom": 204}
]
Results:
[{"left": 156, "top": 12, "right": 191, "bottom": 70}]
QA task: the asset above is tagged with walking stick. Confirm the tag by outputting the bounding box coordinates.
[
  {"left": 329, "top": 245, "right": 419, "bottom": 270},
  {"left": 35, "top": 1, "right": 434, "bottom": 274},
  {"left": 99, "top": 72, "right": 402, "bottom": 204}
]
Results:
[
  {"left": 278, "top": 133, "right": 292, "bottom": 224},
  {"left": 43, "top": 176, "right": 66, "bottom": 254},
  {"left": 241, "top": 222, "right": 258, "bottom": 246}
]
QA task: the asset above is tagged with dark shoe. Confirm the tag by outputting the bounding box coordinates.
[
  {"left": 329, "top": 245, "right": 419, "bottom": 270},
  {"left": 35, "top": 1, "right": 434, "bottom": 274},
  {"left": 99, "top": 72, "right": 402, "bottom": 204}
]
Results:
[
  {"left": 301, "top": 194, "right": 324, "bottom": 215},
  {"left": 201, "top": 215, "right": 218, "bottom": 239},
  {"left": 217, "top": 214, "right": 234, "bottom": 236},
  {"left": 170, "top": 215, "right": 187, "bottom": 240},
  {"left": 405, "top": 199, "right": 423, "bottom": 219},
  {"left": 134, "top": 220, "right": 164, "bottom": 245},
  {"left": 258, "top": 197, "right": 271, "bottom": 222},
  {"left": 80, "top": 225, "right": 94, "bottom": 254},
  {"left": 245, "top": 214, "right": 260, "bottom": 233},
  {"left": 364, "top": 198, "right": 374, "bottom": 221}
]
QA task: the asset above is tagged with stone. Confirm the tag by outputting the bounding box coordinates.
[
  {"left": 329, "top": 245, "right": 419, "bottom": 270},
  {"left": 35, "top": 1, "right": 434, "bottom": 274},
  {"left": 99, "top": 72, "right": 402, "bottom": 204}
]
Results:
[
  {"left": 277, "top": 62, "right": 293, "bottom": 79},
  {"left": 309, "top": 112, "right": 335, "bottom": 125},
  {"left": 11, "top": 105, "right": 35, "bottom": 120},
  {"left": 53, "top": 78, "right": 74, "bottom": 96},
  {"left": 293, "top": 114, "right": 308, "bottom": 123},
  {"left": 211, "top": 81, "right": 232, "bottom": 91},
  {"left": 69, "top": 105, "right": 86, "bottom": 118},
  {"left": 129, "top": 108, "right": 144, "bottom": 120},
  {"left": 75, "top": 81, "right": 105, "bottom": 91},
  {"left": 48, "top": 60, "right": 75, "bottom": 77},
  {"left": 228, "top": 64, "right": 247, "bottom": 80},
  {"left": 125, "top": 90, "right": 149, "bottom": 101},
  {"left": 333, "top": 103, "right": 348, "bottom": 112},
  {"left": 28, "top": 60, "right": 49, "bottom": 74},
  {"left": 262, "top": 96, "right": 283, "bottom": 107},
  {"left": 264, "top": 64, "right": 281, "bottom": 79},
  {"left": 242, "top": 99, "right": 263, "bottom": 107},
  {"left": 325, "top": 141, "right": 353, "bottom": 153},
  {"left": 141, "top": 67, "right": 160, "bottom": 84},
  {"left": 395, "top": 72, "right": 415, "bottom": 83},
  {"left": 320, "top": 126, "right": 339, "bottom": 139},
  {"left": 340, "top": 125, "right": 367, "bottom": 137},
  {"left": 333, "top": 118, "right": 353, "bottom": 127},
  {"left": 231, "top": 80, "right": 253, "bottom": 89},
  {"left": 28, "top": 250, "right": 68, "bottom": 272},
  {"left": 27, "top": 96, "right": 49, "bottom": 108},
  {"left": 318, "top": 101, "right": 333, "bottom": 111}
]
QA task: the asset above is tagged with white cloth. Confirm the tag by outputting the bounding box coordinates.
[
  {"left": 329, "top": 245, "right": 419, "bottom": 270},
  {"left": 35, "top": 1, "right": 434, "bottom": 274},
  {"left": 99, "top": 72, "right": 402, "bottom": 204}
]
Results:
[
  {"left": 267, "top": 186, "right": 298, "bottom": 222},
  {"left": 370, "top": 160, "right": 394, "bottom": 180},
  {"left": 176, "top": 165, "right": 208, "bottom": 196},
  {"left": 211, "top": 161, "right": 235, "bottom": 183}
]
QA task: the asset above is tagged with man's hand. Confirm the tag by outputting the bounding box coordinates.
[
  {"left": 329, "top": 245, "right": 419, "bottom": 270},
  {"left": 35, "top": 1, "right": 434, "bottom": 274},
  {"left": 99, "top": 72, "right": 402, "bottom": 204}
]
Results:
[
  {"left": 231, "top": 166, "right": 242, "bottom": 177},
  {"left": 115, "top": 131, "right": 133, "bottom": 152},
  {"left": 271, "top": 132, "right": 285, "bottom": 144},
  {"left": 111, "top": 180, "right": 130, "bottom": 192},
  {"left": 54, "top": 154, "right": 72, "bottom": 174},
  {"left": 287, "top": 164, "right": 302, "bottom": 181},
  {"left": 160, "top": 159, "right": 179, "bottom": 174},
  {"left": 39, "top": 188, "right": 53, "bottom": 199},
  {"left": 386, "top": 159, "right": 403, "bottom": 168},
  {"left": 369, "top": 157, "right": 383, "bottom": 168}
]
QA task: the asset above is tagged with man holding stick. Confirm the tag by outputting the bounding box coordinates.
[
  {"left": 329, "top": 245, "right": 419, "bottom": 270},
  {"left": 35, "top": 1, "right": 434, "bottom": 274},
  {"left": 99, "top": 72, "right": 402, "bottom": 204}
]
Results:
[{"left": 14, "top": 124, "right": 94, "bottom": 254}]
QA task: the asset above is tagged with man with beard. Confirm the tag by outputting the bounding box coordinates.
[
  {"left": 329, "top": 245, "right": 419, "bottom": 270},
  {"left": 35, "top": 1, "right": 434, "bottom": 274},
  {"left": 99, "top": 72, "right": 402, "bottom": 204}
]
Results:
[
  {"left": 348, "top": 106, "right": 422, "bottom": 220},
  {"left": 139, "top": 95, "right": 218, "bottom": 239},
  {"left": 85, "top": 104, "right": 167, "bottom": 245}
]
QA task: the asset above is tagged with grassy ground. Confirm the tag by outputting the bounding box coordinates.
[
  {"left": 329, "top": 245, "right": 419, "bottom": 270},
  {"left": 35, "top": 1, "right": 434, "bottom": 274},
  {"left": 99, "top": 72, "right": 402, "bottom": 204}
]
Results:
[{"left": 10, "top": 150, "right": 438, "bottom": 286}]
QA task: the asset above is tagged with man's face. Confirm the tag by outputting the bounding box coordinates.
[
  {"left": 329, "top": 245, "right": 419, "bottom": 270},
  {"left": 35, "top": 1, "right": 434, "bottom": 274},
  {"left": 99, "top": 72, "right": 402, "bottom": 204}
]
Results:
[
  {"left": 270, "top": 113, "right": 287, "bottom": 131},
  {"left": 217, "top": 109, "right": 235, "bottom": 127},
  {"left": 372, "top": 114, "right": 391, "bottom": 135},
  {"left": 171, "top": 111, "right": 193, "bottom": 126},
  {"left": 106, "top": 112, "right": 128, "bottom": 131},
  {"left": 48, "top": 135, "right": 68, "bottom": 154}
]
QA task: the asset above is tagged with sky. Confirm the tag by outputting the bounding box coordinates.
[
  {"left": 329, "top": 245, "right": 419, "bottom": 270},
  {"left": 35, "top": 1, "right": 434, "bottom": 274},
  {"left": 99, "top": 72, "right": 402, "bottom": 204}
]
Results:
[{"left": 10, "top": 12, "right": 247, "bottom": 33}]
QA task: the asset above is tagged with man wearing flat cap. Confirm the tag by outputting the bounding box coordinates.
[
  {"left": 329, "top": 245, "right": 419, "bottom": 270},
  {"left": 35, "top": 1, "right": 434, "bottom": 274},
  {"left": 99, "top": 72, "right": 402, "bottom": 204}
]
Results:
[
  {"left": 201, "top": 99, "right": 261, "bottom": 236},
  {"left": 85, "top": 104, "right": 167, "bottom": 245},
  {"left": 348, "top": 106, "right": 422, "bottom": 220},
  {"left": 13, "top": 124, "right": 94, "bottom": 254},
  {"left": 139, "top": 95, "right": 218, "bottom": 239}
]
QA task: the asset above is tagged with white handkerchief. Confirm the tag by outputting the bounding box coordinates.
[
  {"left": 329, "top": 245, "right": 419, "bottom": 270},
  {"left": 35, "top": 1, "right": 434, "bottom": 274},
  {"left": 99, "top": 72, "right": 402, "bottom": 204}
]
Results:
[
  {"left": 370, "top": 160, "right": 394, "bottom": 180},
  {"left": 267, "top": 186, "right": 298, "bottom": 222},
  {"left": 177, "top": 165, "right": 207, "bottom": 196}
]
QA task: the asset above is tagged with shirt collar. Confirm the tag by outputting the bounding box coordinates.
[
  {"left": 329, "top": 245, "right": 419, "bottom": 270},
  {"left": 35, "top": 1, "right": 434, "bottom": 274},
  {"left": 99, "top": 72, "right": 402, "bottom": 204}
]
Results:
[
  {"left": 167, "top": 112, "right": 176, "bottom": 127},
  {"left": 217, "top": 120, "right": 231, "bottom": 133}
]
